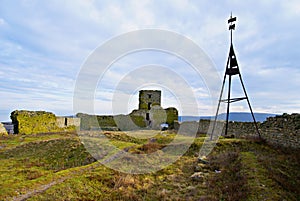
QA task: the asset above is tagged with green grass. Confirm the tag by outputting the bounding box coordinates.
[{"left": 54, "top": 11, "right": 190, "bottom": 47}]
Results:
[
  {"left": 0, "top": 132, "right": 76, "bottom": 150},
  {"left": 204, "top": 138, "right": 300, "bottom": 201},
  {"left": 0, "top": 131, "right": 299, "bottom": 200},
  {"left": 240, "top": 151, "right": 282, "bottom": 200}
]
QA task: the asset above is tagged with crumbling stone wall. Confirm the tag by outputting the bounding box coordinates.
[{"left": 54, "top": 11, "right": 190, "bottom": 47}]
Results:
[
  {"left": 259, "top": 113, "right": 300, "bottom": 148},
  {"left": 11, "top": 110, "right": 76, "bottom": 134},
  {"left": 133, "top": 90, "right": 178, "bottom": 129},
  {"left": 56, "top": 117, "right": 81, "bottom": 128},
  {"left": 149, "top": 106, "right": 167, "bottom": 130},
  {"left": 196, "top": 120, "right": 258, "bottom": 139},
  {"left": 194, "top": 113, "right": 300, "bottom": 148},
  {"left": 76, "top": 113, "right": 100, "bottom": 130},
  {"left": 138, "top": 90, "right": 161, "bottom": 110},
  {"left": 130, "top": 107, "right": 178, "bottom": 130},
  {"left": 9, "top": 90, "right": 177, "bottom": 133},
  {"left": 0, "top": 122, "right": 8, "bottom": 136},
  {"left": 165, "top": 107, "right": 179, "bottom": 129},
  {"left": 114, "top": 114, "right": 146, "bottom": 130},
  {"left": 76, "top": 113, "right": 146, "bottom": 131},
  {"left": 77, "top": 107, "right": 177, "bottom": 131}
]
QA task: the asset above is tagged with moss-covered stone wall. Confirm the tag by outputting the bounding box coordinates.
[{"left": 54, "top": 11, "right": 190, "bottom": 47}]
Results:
[
  {"left": 130, "top": 107, "right": 178, "bottom": 129},
  {"left": 0, "top": 123, "right": 8, "bottom": 136},
  {"left": 190, "top": 113, "right": 300, "bottom": 148},
  {"left": 56, "top": 117, "right": 80, "bottom": 128},
  {"left": 114, "top": 114, "right": 146, "bottom": 130},
  {"left": 76, "top": 113, "right": 99, "bottom": 130},
  {"left": 138, "top": 90, "right": 161, "bottom": 110},
  {"left": 165, "top": 107, "right": 178, "bottom": 129},
  {"left": 76, "top": 113, "right": 146, "bottom": 131},
  {"left": 11, "top": 110, "right": 76, "bottom": 134}
]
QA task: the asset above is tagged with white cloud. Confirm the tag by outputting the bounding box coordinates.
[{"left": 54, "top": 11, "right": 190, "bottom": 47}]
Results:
[
  {"left": 0, "top": 0, "right": 300, "bottom": 120},
  {"left": 282, "top": 0, "right": 300, "bottom": 17},
  {"left": 0, "top": 18, "right": 5, "bottom": 25}
]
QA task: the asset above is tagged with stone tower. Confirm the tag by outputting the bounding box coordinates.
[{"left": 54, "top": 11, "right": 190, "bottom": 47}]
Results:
[
  {"left": 130, "top": 90, "right": 178, "bottom": 129},
  {"left": 138, "top": 90, "right": 161, "bottom": 110}
]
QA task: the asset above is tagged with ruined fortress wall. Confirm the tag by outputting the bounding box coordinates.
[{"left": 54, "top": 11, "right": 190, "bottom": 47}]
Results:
[
  {"left": 179, "top": 113, "right": 300, "bottom": 148},
  {"left": 258, "top": 114, "right": 300, "bottom": 148},
  {"left": 130, "top": 107, "right": 178, "bottom": 129},
  {"left": 197, "top": 120, "right": 259, "bottom": 138},
  {"left": 56, "top": 117, "right": 81, "bottom": 128},
  {"left": 76, "top": 113, "right": 146, "bottom": 131},
  {"left": 165, "top": 107, "right": 179, "bottom": 129},
  {"left": 77, "top": 109, "right": 177, "bottom": 131},
  {"left": 11, "top": 110, "right": 77, "bottom": 134},
  {"left": 138, "top": 90, "right": 161, "bottom": 110}
]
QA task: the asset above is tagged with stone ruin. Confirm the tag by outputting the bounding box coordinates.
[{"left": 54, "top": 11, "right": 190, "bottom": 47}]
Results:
[
  {"left": 56, "top": 116, "right": 81, "bottom": 129},
  {"left": 130, "top": 90, "right": 178, "bottom": 129},
  {"left": 5, "top": 90, "right": 178, "bottom": 134},
  {"left": 177, "top": 113, "right": 300, "bottom": 149},
  {"left": 10, "top": 110, "right": 80, "bottom": 134},
  {"left": 78, "top": 90, "right": 179, "bottom": 131},
  {"left": 2, "top": 100, "right": 300, "bottom": 149}
]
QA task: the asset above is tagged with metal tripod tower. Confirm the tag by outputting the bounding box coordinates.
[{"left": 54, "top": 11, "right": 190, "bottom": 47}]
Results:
[{"left": 211, "top": 14, "right": 261, "bottom": 139}]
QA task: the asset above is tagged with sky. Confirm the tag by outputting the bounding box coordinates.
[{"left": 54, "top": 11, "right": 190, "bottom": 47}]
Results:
[{"left": 0, "top": 0, "right": 300, "bottom": 121}]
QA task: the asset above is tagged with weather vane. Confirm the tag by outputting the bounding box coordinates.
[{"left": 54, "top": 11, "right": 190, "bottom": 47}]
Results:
[
  {"left": 210, "top": 13, "right": 261, "bottom": 139},
  {"left": 228, "top": 13, "right": 237, "bottom": 44}
]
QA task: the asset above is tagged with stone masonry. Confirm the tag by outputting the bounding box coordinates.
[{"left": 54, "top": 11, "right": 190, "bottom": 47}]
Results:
[
  {"left": 10, "top": 110, "right": 80, "bottom": 134},
  {"left": 131, "top": 90, "right": 178, "bottom": 129},
  {"left": 138, "top": 90, "right": 161, "bottom": 110},
  {"left": 192, "top": 113, "right": 300, "bottom": 148},
  {"left": 56, "top": 117, "right": 81, "bottom": 128}
]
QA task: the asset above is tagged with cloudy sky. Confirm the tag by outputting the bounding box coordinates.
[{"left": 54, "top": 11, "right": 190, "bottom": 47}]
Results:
[{"left": 0, "top": 0, "right": 300, "bottom": 121}]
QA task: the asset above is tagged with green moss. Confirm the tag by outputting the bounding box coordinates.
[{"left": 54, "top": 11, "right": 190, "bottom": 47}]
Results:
[
  {"left": 76, "top": 113, "right": 117, "bottom": 130},
  {"left": 77, "top": 113, "right": 146, "bottom": 131},
  {"left": 76, "top": 113, "right": 98, "bottom": 130},
  {"left": 138, "top": 103, "right": 148, "bottom": 110},
  {"left": 11, "top": 110, "right": 74, "bottom": 135},
  {"left": 165, "top": 107, "right": 178, "bottom": 128},
  {"left": 1, "top": 131, "right": 300, "bottom": 200},
  {"left": 129, "top": 115, "right": 146, "bottom": 128},
  {"left": 97, "top": 115, "right": 117, "bottom": 127}
]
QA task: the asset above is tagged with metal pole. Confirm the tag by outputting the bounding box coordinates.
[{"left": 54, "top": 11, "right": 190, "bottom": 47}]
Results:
[
  {"left": 210, "top": 73, "right": 226, "bottom": 140},
  {"left": 225, "top": 75, "right": 232, "bottom": 136},
  {"left": 210, "top": 53, "right": 230, "bottom": 140},
  {"left": 238, "top": 74, "right": 261, "bottom": 138}
]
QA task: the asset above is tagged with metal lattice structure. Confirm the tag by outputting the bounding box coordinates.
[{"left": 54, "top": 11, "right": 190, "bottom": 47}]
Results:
[{"left": 211, "top": 14, "right": 261, "bottom": 139}]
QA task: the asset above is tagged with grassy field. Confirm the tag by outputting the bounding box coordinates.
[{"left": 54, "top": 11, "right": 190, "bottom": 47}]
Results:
[{"left": 0, "top": 130, "right": 299, "bottom": 200}]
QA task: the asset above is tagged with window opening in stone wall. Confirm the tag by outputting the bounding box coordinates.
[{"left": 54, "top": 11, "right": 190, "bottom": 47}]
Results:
[
  {"left": 148, "top": 94, "right": 152, "bottom": 98},
  {"left": 148, "top": 102, "right": 151, "bottom": 110},
  {"left": 64, "top": 118, "right": 67, "bottom": 126},
  {"left": 146, "top": 113, "right": 150, "bottom": 120}
]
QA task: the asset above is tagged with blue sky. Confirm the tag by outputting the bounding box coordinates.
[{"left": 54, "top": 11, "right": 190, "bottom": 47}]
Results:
[{"left": 0, "top": 0, "right": 300, "bottom": 121}]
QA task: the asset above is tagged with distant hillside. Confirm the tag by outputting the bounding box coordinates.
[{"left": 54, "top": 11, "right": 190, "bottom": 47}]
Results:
[{"left": 179, "top": 112, "right": 277, "bottom": 122}]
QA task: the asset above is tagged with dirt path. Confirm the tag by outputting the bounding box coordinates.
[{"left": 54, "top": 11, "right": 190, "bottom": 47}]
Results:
[
  {"left": 240, "top": 151, "right": 283, "bottom": 200},
  {"left": 10, "top": 146, "right": 132, "bottom": 201},
  {"left": 11, "top": 161, "right": 101, "bottom": 201},
  {"left": 12, "top": 177, "right": 67, "bottom": 201}
]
